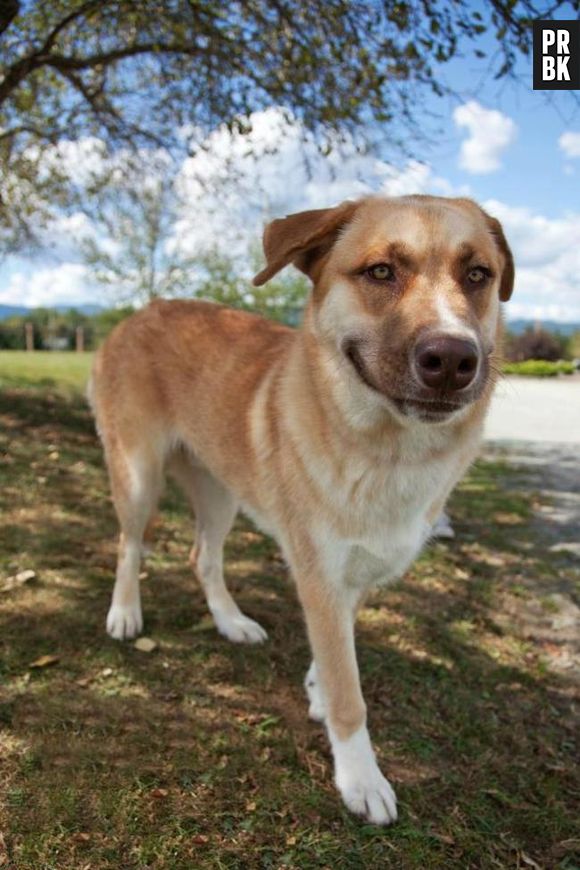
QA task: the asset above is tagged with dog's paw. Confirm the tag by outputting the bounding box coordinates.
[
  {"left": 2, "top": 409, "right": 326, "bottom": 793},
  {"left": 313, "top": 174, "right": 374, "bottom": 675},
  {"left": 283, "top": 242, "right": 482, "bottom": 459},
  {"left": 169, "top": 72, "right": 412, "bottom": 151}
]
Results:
[
  {"left": 332, "top": 725, "right": 398, "bottom": 825},
  {"left": 213, "top": 610, "right": 268, "bottom": 644},
  {"left": 106, "top": 602, "right": 143, "bottom": 640},
  {"left": 338, "top": 771, "right": 398, "bottom": 825},
  {"left": 304, "top": 662, "right": 326, "bottom": 722}
]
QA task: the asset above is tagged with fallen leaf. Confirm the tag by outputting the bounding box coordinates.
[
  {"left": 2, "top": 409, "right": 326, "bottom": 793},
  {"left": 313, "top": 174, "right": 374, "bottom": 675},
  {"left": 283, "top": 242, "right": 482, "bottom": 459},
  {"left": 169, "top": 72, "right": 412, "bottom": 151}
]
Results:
[
  {"left": 48, "top": 451, "right": 59, "bottom": 461},
  {"left": 480, "top": 553, "right": 506, "bottom": 567},
  {"left": 520, "top": 851, "right": 541, "bottom": 869},
  {"left": 2, "top": 569, "right": 36, "bottom": 593},
  {"left": 191, "top": 834, "right": 209, "bottom": 845},
  {"left": 70, "top": 832, "right": 91, "bottom": 844},
  {"left": 134, "top": 637, "right": 157, "bottom": 653},
  {"left": 76, "top": 677, "right": 93, "bottom": 687},
  {"left": 493, "top": 512, "right": 524, "bottom": 525},
  {"left": 429, "top": 831, "right": 455, "bottom": 845},
  {"left": 150, "top": 788, "right": 168, "bottom": 799},
  {"left": 191, "top": 616, "right": 215, "bottom": 634},
  {"left": 30, "top": 654, "right": 59, "bottom": 669}
]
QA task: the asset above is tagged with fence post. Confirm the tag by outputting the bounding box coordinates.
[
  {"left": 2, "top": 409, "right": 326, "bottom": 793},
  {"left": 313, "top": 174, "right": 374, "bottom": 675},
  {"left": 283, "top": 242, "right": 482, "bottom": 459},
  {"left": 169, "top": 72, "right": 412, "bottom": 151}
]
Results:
[
  {"left": 25, "top": 322, "right": 34, "bottom": 351},
  {"left": 75, "top": 326, "right": 85, "bottom": 353}
]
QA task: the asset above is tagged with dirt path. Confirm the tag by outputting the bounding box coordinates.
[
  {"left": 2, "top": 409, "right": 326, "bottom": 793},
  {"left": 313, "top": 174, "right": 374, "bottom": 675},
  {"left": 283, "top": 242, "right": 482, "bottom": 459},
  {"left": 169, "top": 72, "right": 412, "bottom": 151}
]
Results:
[{"left": 484, "top": 441, "right": 580, "bottom": 684}]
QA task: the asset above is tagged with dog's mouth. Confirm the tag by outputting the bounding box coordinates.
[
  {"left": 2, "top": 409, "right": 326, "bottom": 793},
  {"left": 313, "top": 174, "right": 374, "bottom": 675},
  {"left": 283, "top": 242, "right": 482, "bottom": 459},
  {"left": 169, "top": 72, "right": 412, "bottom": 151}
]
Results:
[
  {"left": 390, "top": 397, "right": 467, "bottom": 422},
  {"left": 342, "top": 339, "right": 480, "bottom": 422},
  {"left": 343, "top": 339, "right": 377, "bottom": 392}
]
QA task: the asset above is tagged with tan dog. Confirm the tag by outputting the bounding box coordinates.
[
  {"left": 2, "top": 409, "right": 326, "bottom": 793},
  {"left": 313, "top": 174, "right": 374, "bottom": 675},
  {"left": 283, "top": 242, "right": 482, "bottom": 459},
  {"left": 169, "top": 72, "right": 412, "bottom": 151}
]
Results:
[{"left": 89, "top": 195, "right": 513, "bottom": 825}]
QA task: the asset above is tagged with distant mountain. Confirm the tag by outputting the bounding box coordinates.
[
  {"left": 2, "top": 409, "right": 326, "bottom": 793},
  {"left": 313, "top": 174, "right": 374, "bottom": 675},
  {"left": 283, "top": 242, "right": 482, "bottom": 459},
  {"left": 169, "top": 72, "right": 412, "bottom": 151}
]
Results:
[
  {"left": 55, "top": 304, "right": 105, "bottom": 316},
  {"left": 0, "top": 303, "right": 105, "bottom": 320},
  {"left": 505, "top": 318, "right": 580, "bottom": 336},
  {"left": 0, "top": 304, "right": 30, "bottom": 320}
]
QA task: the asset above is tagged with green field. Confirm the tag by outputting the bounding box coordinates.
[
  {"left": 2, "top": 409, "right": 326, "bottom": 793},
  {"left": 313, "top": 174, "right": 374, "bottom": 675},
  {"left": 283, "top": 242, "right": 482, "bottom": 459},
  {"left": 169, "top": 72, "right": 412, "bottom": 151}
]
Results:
[{"left": 0, "top": 351, "right": 578, "bottom": 869}]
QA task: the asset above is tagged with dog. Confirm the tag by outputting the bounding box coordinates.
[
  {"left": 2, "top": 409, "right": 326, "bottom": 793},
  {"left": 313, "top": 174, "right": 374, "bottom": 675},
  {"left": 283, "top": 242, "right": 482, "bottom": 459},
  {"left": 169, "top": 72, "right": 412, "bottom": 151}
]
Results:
[{"left": 89, "top": 194, "right": 513, "bottom": 825}]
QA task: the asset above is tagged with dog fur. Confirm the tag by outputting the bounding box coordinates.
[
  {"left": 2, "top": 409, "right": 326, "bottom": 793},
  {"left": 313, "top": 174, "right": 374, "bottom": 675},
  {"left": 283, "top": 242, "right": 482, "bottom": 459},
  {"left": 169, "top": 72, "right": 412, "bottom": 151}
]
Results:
[{"left": 89, "top": 194, "right": 513, "bottom": 824}]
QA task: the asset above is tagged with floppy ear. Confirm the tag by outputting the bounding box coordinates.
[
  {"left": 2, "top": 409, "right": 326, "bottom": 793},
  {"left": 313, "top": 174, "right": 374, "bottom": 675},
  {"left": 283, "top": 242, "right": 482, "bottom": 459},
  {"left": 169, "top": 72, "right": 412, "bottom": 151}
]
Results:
[
  {"left": 486, "top": 215, "right": 514, "bottom": 302},
  {"left": 252, "top": 201, "right": 359, "bottom": 286}
]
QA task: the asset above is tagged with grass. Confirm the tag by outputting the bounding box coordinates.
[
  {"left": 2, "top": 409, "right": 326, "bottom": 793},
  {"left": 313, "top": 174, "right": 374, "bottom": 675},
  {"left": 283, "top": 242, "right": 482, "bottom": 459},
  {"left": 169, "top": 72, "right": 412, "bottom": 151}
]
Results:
[
  {"left": 502, "top": 359, "right": 576, "bottom": 377},
  {"left": 1, "top": 351, "right": 579, "bottom": 869}
]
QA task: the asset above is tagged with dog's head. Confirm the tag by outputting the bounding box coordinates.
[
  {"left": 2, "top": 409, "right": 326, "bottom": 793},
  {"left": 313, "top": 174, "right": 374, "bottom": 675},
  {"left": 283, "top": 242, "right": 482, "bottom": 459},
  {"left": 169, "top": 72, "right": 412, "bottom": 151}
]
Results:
[{"left": 253, "top": 195, "right": 513, "bottom": 424}]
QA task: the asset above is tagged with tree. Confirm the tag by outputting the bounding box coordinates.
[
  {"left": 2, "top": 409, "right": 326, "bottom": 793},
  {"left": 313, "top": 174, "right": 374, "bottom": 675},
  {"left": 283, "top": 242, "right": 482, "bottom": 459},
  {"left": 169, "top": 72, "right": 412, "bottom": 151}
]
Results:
[
  {"left": 79, "top": 154, "right": 199, "bottom": 304},
  {"left": 195, "top": 246, "right": 309, "bottom": 324},
  {"left": 81, "top": 155, "right": 310, "bottom": 316},
  {"left": 1, "top": 0, "right": 577, "bottom": 250},
  {"left": 505, "top": 326, "right": 568, "bottom": 362},
  {"left": 569, "top": 331, "right": 580, "bottom": 360}
]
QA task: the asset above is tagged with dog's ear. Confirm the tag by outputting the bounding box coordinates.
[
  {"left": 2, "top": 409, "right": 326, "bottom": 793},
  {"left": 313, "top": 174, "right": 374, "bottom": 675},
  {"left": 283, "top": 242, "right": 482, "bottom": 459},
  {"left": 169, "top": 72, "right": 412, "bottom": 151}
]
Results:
[
  {"left": 485, "top": 215, "right": 514, "bottom": 302},
  {"left": 252, "top": 201, "right": 359, "bottom": 286}
]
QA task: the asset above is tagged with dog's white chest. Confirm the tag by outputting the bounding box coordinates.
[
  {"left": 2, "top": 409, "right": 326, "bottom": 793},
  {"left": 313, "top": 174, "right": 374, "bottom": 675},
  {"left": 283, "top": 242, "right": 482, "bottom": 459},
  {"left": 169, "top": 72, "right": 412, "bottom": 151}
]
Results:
[
  {"left": 345, "top": 518, "right": 429, "bottom": 589},
  {"left": 339, "top": 450, "right": 455, "bottom": 589}
]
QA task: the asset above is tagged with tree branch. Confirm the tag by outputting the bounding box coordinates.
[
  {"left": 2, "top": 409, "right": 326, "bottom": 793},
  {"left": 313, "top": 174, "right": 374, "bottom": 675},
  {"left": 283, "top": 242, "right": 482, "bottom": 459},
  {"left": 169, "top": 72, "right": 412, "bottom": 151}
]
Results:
[{"left": 0, "top": 0, "right": 19, "bottom": 38}]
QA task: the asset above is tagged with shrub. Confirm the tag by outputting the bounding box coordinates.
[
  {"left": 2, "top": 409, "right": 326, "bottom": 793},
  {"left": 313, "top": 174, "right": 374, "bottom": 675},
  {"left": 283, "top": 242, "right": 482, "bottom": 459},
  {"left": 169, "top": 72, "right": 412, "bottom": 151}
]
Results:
[
  {"left": 502, "top": 359, "right": 575, "bottom": 377},
  {"left": 505, "top": 327, "right": 568, "bottom": 362}
]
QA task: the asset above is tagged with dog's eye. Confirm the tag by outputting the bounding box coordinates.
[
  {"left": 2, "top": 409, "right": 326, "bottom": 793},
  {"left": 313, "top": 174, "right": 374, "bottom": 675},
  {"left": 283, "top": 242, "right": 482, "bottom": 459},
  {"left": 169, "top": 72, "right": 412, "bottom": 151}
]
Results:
[
  {"left": 467, "top": 266, "right": 490, "bottom": 284},
  {"left": 367, "top": 263, "right": 394, "bottom": 281}
]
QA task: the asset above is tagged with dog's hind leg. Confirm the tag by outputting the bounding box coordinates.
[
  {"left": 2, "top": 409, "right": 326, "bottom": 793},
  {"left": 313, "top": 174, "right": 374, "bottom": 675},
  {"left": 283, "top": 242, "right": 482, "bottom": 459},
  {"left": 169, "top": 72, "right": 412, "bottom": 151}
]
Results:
[
  {"left": 169, "top": 454, "right": 267, "bottom": 644},
  {"left": 106, "top": 443, "right": 164, "bottom": 640}
]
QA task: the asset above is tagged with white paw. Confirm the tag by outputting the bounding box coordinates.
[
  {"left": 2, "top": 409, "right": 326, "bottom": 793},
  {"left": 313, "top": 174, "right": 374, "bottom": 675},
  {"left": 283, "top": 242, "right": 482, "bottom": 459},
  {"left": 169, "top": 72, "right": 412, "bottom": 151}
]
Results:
[
  {"left": 304, "top": 662, "right": 326, "bottom": 722},
  {"left": 106, "top": 601, "right": 143, "bottom": 640},
  {"left": 213, "top": 610, "right": 268, "bottom": 644},
  {"left": 331, "top": 725, "right": 398, "bottom": 825},
  {"left": 338, "top": 770, "right": 398, "bottom": 825}
]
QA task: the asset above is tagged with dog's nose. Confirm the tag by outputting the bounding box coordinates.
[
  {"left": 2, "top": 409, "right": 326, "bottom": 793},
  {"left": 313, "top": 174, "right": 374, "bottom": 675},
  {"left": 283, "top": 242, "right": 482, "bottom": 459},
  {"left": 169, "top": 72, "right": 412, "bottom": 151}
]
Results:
[{"left": 414, "top": 335, "right": 479, "bottom": 392}]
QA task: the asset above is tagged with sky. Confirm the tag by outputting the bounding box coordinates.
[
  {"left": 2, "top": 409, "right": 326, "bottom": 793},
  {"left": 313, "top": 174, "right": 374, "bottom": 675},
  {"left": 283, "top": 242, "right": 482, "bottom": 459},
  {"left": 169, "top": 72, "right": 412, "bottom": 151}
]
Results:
[{"left": 1, "top": 16, "right": 579, "bottom": 323}]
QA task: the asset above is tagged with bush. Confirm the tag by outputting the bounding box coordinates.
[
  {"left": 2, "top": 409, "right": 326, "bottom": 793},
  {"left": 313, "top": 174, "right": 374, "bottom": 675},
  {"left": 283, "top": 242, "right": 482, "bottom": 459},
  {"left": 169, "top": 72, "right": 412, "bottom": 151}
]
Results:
[
  {"left": 505, "top": 327, "right": 568, "bottom": 362},
  {"left": 502, "top": 359, "right": 575, "bottom": 377}
]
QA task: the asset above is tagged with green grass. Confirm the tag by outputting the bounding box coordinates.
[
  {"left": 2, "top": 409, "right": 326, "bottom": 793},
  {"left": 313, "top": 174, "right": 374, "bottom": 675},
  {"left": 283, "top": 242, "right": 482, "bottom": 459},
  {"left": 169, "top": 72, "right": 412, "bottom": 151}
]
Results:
[
  {"left": 0, "top": 351, "right": 579, "bottom": 869},
  {"left": 502, "top": 359, "right": 575, "bottom": 377},
  {"left": 0, "top": 350, "right": 93, "bottom": 392}
]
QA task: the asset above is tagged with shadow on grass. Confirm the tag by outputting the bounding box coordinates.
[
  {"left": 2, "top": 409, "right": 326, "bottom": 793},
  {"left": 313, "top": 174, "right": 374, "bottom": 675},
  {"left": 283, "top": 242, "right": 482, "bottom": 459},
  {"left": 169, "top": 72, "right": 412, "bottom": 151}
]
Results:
[{"left": 1, "top": 386, "right": 579, "bottom": 869}]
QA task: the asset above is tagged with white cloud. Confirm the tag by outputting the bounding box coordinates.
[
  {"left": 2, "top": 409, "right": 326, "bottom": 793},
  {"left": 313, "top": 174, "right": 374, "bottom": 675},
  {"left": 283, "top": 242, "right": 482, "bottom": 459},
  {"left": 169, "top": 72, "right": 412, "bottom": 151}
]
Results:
[
  {"left": 0, "top": 262, "right": 96, "bottom": 308},
  {"left": 559, "top": 131, "right": 580, "bottom": 159},
  {"left": 484, "top": 199, "right": 580, "bottom": 322},
  {"left": 453, "top": 101, "right": 517, "bottom": 174},
  {"left": 173, "top": 107, "right": 466, "bottom": 261}
]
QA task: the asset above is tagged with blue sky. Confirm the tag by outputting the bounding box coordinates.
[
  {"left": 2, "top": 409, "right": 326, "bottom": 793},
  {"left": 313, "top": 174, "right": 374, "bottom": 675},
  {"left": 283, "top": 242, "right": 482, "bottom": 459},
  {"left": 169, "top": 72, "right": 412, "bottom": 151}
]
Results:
[
  {"left": 429, "top": 42, "right": 580, "bottom": 217},
  {"left": 1, "top": 13, "right": 579, "bottom": 322}
]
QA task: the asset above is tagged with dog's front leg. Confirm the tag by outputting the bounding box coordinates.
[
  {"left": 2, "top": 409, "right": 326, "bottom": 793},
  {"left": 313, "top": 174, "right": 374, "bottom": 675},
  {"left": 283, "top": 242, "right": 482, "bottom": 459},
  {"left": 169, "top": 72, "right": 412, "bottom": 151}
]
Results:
[{"left": 289, "top": 538, "right": 398, "bottom": 825}]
